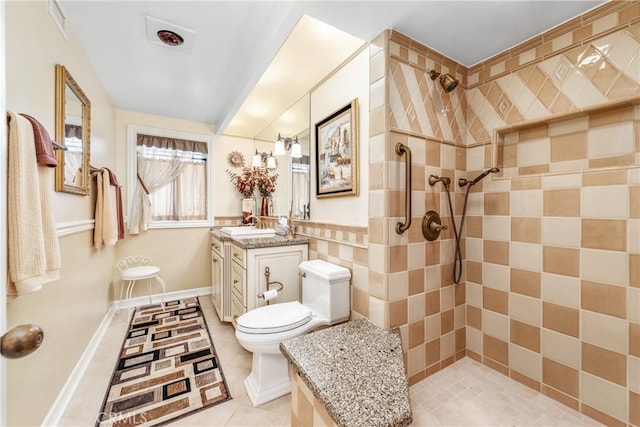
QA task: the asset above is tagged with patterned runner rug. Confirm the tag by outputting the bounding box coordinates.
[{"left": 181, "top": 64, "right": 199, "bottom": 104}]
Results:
[{"left": 96, "top": 298, "right": 231, "bottom": 426}]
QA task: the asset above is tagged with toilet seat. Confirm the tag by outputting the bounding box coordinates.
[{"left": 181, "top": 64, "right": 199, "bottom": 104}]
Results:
[{"left": 237, "top": 301, "right": 312, "bottom": 334}]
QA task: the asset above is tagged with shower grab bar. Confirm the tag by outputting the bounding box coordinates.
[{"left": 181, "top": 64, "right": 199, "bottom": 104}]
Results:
[{"left": 395, "top": 143, "right": 412, "bottom": 234}]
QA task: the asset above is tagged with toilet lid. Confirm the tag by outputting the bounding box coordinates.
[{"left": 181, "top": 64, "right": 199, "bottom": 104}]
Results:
[{"left": 236, "top": 301, "right": 312, "bottom": 334}]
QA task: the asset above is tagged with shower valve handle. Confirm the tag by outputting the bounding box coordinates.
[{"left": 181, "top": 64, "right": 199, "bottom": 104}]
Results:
[
  {"left": 430, "top": 222, "right": 447, "bottom": 232},
  {"left": 422, "top": 210, "right": 447, "bottom": 241}
]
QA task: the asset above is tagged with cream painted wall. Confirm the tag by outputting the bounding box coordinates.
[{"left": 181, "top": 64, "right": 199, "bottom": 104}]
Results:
[
  {"left": 6, "top": 2, "right": 115, "bottom": 223},
  {"left": 309, "top": 49, "right": 369, "bottom": 226},
  {"left": 5, "top": 2, "right": 116, "bottom": 425}
]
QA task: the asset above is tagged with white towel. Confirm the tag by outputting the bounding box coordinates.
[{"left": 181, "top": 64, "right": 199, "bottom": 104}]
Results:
[
  {"left": 6, "top": 111, "right": 61, "bottom": 296},
  {"left": 94, "top": 169, "right": 118, "bottom": 248}
]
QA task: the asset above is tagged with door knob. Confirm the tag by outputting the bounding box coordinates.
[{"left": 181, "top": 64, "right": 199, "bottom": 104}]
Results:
[{"left": 1, "top": 324, "right": 44, "bottom": 359}]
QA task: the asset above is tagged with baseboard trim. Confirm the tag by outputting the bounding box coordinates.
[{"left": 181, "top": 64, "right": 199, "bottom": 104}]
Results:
[{"left": 42, "top": 286, "right": 212, "bottom": 426}]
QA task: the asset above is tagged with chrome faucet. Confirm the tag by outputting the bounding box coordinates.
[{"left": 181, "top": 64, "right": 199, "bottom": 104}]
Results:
[{"left": 245, "top": 215, "right": 262, "bottom": 228}]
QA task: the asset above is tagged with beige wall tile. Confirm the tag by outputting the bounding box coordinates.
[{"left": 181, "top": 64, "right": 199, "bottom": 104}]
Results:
[
  {"left": 484, "top": 334, "right": 509, "bottom": 365},
  {"left": 510, "top": 319, "right": 540, "bottom": 352},
  {"left": 483, "top": 309, "right": 509, "bottom": 341},
  {"left": 543, "top": 302, "right": 580, "bottom": 338},
  {"left": 542, "top": 329, "right": 580, "bottom": 369},
  {"left": 390, "top": 299, "right": 408, "bottom": 328},
  {"left": 543, "top": 189, "right": 581, "bottom": 217},
  {"left": 582, "top": 342, "right": 627, "bottom": 386},
  {"left": 484, "top": 240, "right": 510, "bottom": 265},
  {"left": 425, "top": 289, "right": 440, "bottom": 316},
  {"left": 510, "top": 268, "right": 541, "bottom": 298},
  {"left": 581, "top": 280, "right": 627, "bottom": 319},
  {"left": 441, "top": 309, "right": 454, "bottom": 334},
  {"left": 467, "top": 261, "right": 483, "bottom": 284},
  {"left": 582, "top": 248, "right": 628, "bottom": 286},
  {"left": 510, "top": 293, "right": 541, "bottom": 326},
  {"left": 512, "top": 217, "right": 541, "bottom": 243},
  {"left": 581, "top": 372, "right": 628, "bottom": 422},
  {"left": 630, "top": 390, "right": 640, "bottom": 427},
  {"left": 483, "top": 215, "right": 510, "bottom": 242},
  {"left": 631, "top": 322, "right": 640, "bottom": 358},
  {"left": 630, "top": 287, "right": 640, "bottom": 323},
  {"left": 581, "top": 219, "right": 626, "bottom": 251},
  {"left": 543, "top": 357, "right": 579, "bottom": 398},
  {"left": 550, "top": 132, "right": 587, "bottom": 162},
  {"left": 542, "top": 217, "right": 581, "bottom": 248},
  {"left": 482, "top": 262, "right": 510, "bottom": 292},
  {"left": 582, "top": 310, "right": 628, "bottom": 354},
  {"left": 630, "top": 253, "right": 639, "bottom": 288},
  {"left": 483, "top": 287, "right": 509, "bottom": 315},
  {"left": 425, "top": 313, "right": 441, "bottom": 342},
  {"left": 425, "top": 338, "right": 440, "bottom": 367},
  {"left": 543, "top": 246, "right": 580, "bottom": 277},
  {"left": 542, "top": 273, "right": 580, "bottom": 308},
  {"left": 408, "top": 319, "right": 425, "bottom": 349},
  {"left": 583, "top": 169, "right": 628, "bottom": 187},
  {"left": 582, "top": 186, "right": 628, "bottom": 219},
  {"left": 407, "top": 344, "right": 426, "bottom": 378},
  {"left": 631, "top": 185, "right": 639, "bottom": 219},
  {"left": 510, "top": 343, "right": 542, "bottom": 382},
  {"left": 467, "top": 305, "right": 482, "bottom": 330},
  {"left": 510, "top": 243, "right": 542, "bottom": 273},
  {"left": 407, "top": 293, "right": 425, "bottom": 323},
  {"left": 485, "top": 192, "right": 510, "bottom": 215},
  {"left": 408, "top": 268, "right": 424, "bottom": 295}
]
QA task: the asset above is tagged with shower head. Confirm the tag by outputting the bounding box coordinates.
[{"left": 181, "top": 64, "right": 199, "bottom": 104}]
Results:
[
  {"left": 429, "top": 70, "right": 459, "bottom": 93},
  {"left": 469, "top": 167, "right": 500, "bottom": 186}
]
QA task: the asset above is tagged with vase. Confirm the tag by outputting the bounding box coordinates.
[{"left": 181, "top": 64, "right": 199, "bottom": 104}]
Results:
[
  {"left": 242, "top": 197, "right": 254, "bottom": 224},
  {"left": 261, "top": 196, "right": 270, "bottom": 216}
]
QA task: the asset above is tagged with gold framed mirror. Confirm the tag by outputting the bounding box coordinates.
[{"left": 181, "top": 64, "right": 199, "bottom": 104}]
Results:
[{"left": 55, "top": 64, "right": 91, "bottom": 195}]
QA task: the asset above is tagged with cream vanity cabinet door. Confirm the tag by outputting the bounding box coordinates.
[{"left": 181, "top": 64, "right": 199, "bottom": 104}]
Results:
[
  {"left": 211, "top": 249, "right": 223, "bottom": 319},
  {"left": 246, "top": 244, "right": 308, "bottom": 311},
  {"left": 211, "top": 234, "right": 232, "bottom": 322},
  {"left": 230, "top": 243, "right": 248, "bottom": 327}
]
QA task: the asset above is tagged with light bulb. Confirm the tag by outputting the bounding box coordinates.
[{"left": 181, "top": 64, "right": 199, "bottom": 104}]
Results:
[{"left": 291, "top": 141, "right": 302, "bottom": 158}]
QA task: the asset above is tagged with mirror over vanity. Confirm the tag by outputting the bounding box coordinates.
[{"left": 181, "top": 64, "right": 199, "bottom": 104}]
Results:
[
  {"left": 54, "top": 64, "right": 91, "bottom": 195},
  {"left": 253, "top": 94, "right": 311, "bottom": 219}
]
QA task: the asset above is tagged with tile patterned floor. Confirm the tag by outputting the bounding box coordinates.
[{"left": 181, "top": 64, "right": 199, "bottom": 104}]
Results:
[{"left": 59, "top": 298, "right": 601, "bottom": 426}]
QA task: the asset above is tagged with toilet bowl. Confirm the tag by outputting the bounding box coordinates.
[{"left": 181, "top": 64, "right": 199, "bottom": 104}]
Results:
[{"left": 235, "top": 260, "right": 350, "bottom": 407}]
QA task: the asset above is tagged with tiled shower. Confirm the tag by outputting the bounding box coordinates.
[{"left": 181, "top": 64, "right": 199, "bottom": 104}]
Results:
[{"left": 366, "top": 2, "right": 639, "bottom": 426}]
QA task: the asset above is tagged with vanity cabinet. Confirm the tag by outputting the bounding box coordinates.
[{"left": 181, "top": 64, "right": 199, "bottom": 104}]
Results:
[
  {"left": 211, "top": 234, "right": 232, "bottom": 322},
  {"left": 229, "top": 242, "right": 308, "bottom": 326}
]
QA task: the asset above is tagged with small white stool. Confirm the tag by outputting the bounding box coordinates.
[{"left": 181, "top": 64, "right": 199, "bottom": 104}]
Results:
[{"left": 117, "top": 256, "right": 166, "bottom": 312}]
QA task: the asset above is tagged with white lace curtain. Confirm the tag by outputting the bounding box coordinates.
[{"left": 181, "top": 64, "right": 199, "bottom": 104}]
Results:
[{"left": 128, "top": 134, "right": 207, "bottom": 234}]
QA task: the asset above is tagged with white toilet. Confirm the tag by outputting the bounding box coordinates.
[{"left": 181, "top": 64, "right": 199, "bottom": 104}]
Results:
[{"left": 235, "top": 259, "right": 351, "bottom": 406}]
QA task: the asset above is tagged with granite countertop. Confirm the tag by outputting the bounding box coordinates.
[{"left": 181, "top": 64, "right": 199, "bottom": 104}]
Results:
[
  {"left": 280, "top": 319, "right": 412, "bottom": 427},
  {"left": 210, "top": 228, "right": 309, "bottom": 249}
]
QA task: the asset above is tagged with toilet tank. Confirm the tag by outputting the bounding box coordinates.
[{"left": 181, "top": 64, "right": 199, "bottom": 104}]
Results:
[{"left": 299, "top": 260, "right": 351, "bottom": 325}]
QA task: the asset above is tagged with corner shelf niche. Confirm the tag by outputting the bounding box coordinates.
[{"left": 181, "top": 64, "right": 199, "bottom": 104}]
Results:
[{"left": 494, "top": 95, "right": 640, "bottom": 179}]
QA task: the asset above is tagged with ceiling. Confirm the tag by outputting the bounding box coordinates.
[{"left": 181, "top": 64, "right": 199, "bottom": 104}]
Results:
[{"left": 61, "top": 1, "right": 606, "bottom": 139}]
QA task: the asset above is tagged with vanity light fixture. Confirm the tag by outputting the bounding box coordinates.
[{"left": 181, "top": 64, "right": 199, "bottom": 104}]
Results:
[
  {"left": 252, "top": 150, "right": 277, "bottom": 170},
  {"left": 274, "top": 133, "right": 302, "bottom": 158}
]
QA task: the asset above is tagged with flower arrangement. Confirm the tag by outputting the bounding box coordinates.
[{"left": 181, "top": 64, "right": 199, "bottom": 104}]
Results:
[
  {"left": 227, "top": 167, "right": 278, "bottom": 198},
  {"left": 257, "top": 171, "right": 278, "bottom": 196}
]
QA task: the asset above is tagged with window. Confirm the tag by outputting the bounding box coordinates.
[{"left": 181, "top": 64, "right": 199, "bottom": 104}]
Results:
[{"left": 127, "top": 125, "right": 213, "bottom": 233}]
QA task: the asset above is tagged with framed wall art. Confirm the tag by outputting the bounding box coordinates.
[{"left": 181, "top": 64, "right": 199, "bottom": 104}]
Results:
[{"left": 315, "top": 99, "right": 359, "bottom": 198}]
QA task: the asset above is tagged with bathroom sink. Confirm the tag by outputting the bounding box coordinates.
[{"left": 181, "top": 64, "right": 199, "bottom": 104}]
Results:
[{"left": 220, "top": 226, "right": 276, "bottom": 237}]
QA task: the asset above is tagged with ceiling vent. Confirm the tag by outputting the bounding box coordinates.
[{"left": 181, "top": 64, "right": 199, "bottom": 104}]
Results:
[{"left": 145, "top": 15, "right": 194, "bottom": 52}]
